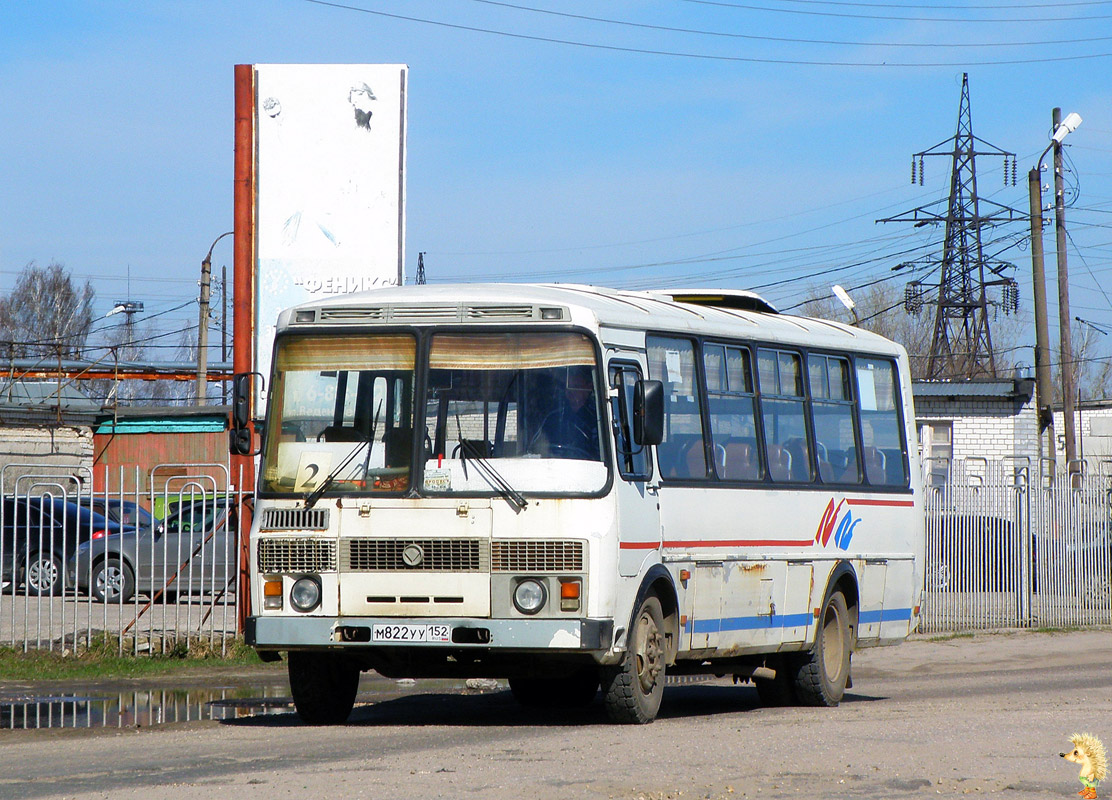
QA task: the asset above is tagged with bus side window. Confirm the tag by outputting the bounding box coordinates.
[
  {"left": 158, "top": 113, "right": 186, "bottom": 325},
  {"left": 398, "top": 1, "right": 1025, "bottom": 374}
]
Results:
[
  {"left": 647, "top": 337, "right": 709, "bottom": 480},
  {"left": 809, "top": 354, "right": 860, "bottom": 484},
  {"left": 757, "top": 348, "right": 813, "bottom": 483},
  {"left": 609, "top": 363, "right": 652, "bottom": 481},
  {"left": 704, "top": 344, "right": 762, "bottom": 481},
  {"left": 855, "top": 357, "right": 909, "bottom": 487}
]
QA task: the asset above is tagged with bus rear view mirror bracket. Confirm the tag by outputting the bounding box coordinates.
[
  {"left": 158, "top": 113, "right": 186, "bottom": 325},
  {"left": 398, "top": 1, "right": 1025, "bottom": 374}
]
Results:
[
  {"left": 634, "top": 379, "right": 664, "bottom": 447},
  {"left": 230, "top": 371, "right": 265, "bottom": 456}
]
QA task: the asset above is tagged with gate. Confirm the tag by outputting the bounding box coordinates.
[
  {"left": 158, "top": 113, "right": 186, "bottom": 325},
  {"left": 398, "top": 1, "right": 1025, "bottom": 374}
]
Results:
[
  {"left": 922, "top": 458, "right": 1112, "bottom": 634},
  {"left": 0, "top": 463, "right": 247, "bottom": 655}
]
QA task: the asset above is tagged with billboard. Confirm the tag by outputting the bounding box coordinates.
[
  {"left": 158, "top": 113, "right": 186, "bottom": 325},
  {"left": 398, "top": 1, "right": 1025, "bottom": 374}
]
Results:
[{"left": 253, "top": 64, "right": 408, "bottom": 401}]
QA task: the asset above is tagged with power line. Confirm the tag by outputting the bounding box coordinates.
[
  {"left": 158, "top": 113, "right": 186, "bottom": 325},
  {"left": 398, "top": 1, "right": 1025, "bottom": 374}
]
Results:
[
  {"left": 301, "top": 0, "right": 1112, "bottom": 66},
  {"left": 680, "top": 0, "right": 1112, "bottom": 22},
  {"left": 467, "top": 0, "right": 1112, "bottom": 47}
]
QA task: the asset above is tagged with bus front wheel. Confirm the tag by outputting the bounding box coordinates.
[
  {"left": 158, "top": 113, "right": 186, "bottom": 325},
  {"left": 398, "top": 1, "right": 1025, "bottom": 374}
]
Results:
[
  {"left": 790, "top": 590, "right": 852, "bottom": 707},
  {"left": 601, "top": 594, "right": 666, "bottom": 724},
  {"left": 288, "top": 651, "right": 361, "bottom": 725}
]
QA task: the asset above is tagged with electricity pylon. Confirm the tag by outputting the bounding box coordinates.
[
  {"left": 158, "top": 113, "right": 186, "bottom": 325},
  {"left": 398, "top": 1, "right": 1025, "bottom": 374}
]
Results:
[{"left": 880, "top": 74, "right": 1024, "bottom": 380}]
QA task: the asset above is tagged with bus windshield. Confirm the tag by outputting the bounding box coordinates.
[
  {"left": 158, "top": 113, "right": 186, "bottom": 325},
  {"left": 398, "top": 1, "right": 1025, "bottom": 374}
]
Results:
[
  {"left": 421, "top": 331, "right": 607, "bottom": 495},
  {"left": 259, "top": 330, "right": 607, "bottom": 498},
  {"left": 261, "top": 333, "right": 416, "bottom": 495}
]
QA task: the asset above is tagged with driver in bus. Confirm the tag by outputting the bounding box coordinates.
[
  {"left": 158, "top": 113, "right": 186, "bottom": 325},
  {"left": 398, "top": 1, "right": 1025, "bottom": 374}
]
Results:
[{"left": 533, "top": 367, "right": 600, "bottom": 459}]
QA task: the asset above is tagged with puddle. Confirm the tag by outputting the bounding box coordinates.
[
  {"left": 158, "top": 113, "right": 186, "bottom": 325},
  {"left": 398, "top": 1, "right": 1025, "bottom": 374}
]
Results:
[{"left": 0, "top": 687, "right": 293, "bottom": 730}]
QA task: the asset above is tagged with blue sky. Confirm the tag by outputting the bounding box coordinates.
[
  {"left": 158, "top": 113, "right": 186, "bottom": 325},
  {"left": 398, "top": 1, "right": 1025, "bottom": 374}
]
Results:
[{"left": 1, "top": 1, "right": 1110, "bottom": 373}]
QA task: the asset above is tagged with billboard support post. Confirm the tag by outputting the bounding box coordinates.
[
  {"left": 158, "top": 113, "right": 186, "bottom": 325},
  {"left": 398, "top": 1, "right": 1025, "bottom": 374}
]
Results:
[{"left": 233, "top": 63, "right": 257, "bottom": 633}]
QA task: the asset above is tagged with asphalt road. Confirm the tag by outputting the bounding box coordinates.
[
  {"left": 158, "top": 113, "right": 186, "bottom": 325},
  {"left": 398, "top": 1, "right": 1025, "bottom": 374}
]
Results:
[{"left": 1, "top": 629, "right": 1110, "bottom": 800}]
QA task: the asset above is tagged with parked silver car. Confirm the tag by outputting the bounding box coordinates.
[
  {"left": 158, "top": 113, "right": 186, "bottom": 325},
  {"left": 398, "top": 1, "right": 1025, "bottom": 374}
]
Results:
[{"left": 68, "top": 497, "right": 239, "bottom": 603}]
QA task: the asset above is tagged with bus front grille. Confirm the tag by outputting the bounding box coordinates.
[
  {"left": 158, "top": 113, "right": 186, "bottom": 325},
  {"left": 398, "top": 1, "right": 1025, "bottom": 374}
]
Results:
[
  {"left": 259, "top": 507, "right": 330, "bottom": 531},
  {"left": 258, "top": 538, "right": 338, "bottom": 573},
  {"left": 342, "top": 539, "right": 489, "bottom": 572},
  {"left": 491, "top": 540, "right": 585, "bottom": 573}
]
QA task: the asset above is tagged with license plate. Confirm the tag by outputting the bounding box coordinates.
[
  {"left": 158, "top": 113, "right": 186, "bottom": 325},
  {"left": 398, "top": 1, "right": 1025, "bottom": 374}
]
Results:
[{"left": 371, "top": 623, "right": 451, "bottom": 643}]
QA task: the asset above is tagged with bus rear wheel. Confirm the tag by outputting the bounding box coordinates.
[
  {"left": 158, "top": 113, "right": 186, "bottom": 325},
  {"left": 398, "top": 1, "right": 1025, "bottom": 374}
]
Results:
[
  {"left": 790, "top": 590, "right": 852, "bottom": 707},
  {"left": 601, "top": 594, "right": 666, "bottom": 724},
  {"left": 288, "top": 651, "right": 361, "bottom": 725}
]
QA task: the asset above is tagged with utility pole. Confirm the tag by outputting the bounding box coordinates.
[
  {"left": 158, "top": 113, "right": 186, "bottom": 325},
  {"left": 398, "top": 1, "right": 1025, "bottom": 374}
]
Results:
[
  {"left": 1053, "top": 108, "right": 1078, "bottom": 479},
  {"left": 197, "top": 231, "right": 233, "bottom": 407},
  {"left": 222, "top": 264, "right": 228, "bottom": 405},
  {"left": 1028, "top": 166, "right": 1055, "bottom": 477}
]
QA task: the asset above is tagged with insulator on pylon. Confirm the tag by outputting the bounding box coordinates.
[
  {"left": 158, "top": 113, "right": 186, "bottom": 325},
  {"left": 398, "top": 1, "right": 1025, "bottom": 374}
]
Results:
[
  {"left": 918, "top": 158, "right": 925, "bottom": 186},
  {"left": 905, "top": 281, "right": 923, "bottom": 314},
  {"left": 911, "top": 158, "right": 916, "bottom": 185},
  {"left": 1001, "top": 280, "right": 1019, "bottom": 314}
]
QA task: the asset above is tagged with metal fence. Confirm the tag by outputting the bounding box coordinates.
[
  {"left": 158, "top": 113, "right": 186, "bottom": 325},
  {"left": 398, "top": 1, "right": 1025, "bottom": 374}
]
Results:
[
  {"left": 0, "top": 463, "right": 246, "bottom": 656},
  {"left": 3, "top": 457, "right": 1109, "bottom": 654},
  {"left": 922, "top": 457, "right": 1112, "bottom": 634}
]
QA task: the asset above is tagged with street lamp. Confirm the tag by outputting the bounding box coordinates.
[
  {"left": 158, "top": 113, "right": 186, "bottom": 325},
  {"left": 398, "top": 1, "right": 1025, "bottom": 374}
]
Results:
[
  {"left": 832, "top": 285, "right": 859, "bottom": 326},
  {"left": 1028, "top": 108, "right": 1082, "bottom": 481}
]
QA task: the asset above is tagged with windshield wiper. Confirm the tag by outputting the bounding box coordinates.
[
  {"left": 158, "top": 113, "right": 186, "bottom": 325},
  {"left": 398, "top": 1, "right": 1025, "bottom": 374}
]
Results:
[
  {"left": 303, "top": 438, "right": 369, "bottom": 509},
  {"left": 303, "top": 403, "right": 383, "bottom": 510},
  {"left": 456, "top": 416, "right": 527, "bottom": 513}
]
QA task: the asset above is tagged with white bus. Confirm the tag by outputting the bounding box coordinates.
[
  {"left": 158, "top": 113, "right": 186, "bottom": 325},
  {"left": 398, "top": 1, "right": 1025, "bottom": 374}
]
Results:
[{"left": 241, "top": 283, "right": 924, "bottom": 724}]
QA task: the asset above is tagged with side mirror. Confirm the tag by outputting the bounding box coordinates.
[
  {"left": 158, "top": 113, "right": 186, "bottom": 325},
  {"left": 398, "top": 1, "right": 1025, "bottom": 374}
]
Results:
[
  {"left": 230, "top": 372, "right": 263, "bottom": 456},
  {"left": 633, "top": 379, "right": 664, "bottom": 447},
  {"left": 232, "top": 372, "right": 251, "bottom": 429}
]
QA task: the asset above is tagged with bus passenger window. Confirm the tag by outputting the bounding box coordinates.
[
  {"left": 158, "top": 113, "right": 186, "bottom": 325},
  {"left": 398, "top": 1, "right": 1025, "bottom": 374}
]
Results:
[
  {"left": 704, "top": 344, "right": 761, "bottom": 481},
  {"left": 647, "top": 336, "right": 708, "bottom": 480},
  {"left": 855, "top": 357, "right": 908, "bottom": 486},
  {"left": 757, "top": 349, "right": 812, "bottom": 483},
  {"left": 809, "top": 355, "right": 860, "bottom": 484}
]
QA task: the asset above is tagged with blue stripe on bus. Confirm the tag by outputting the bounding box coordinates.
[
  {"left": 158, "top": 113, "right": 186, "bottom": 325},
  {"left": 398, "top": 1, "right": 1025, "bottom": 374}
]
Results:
[
  {"left": 857, "top": 608, "right": 914, "bottom": 624},
  {"left": 685, "top": 613, "right": 813, "bottom": 635},
  {"left": 684, "top": 607, "right": 914, "bottom": 634}
]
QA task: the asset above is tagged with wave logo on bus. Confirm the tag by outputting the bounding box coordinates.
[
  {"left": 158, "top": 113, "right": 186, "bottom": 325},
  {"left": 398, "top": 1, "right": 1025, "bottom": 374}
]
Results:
[{"left": 815, "top": 498, "right": 860, "bottom": 551}]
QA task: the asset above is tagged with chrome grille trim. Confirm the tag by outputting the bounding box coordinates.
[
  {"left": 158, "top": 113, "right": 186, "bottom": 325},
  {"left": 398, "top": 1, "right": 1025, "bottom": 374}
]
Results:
[
  {"left": 311, "top": 304, "right": 549, "bottom": 324},
  {"left": 260, "top": 507, "right": 330, "bottom": 531},
  {"left": 342, "top": 538, "right": 490, "bottom": 572},
  {"left": 465, "top": 305, "right": 535, "bottom": 320},
  {"left": 388, "top": 305, "right": 461, "bottom": 322},
  {"left": 491, "top": 540, "right": 585, "bottom": 573},
  {"left": 258, "top": 538, "right": 338, "bottom": 573},
  {"left": 319, "top": 307, "right": 387, "bottom": 321}
]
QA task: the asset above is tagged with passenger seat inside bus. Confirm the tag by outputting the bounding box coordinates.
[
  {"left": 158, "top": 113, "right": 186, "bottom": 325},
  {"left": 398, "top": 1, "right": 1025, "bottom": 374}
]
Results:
[
  {"left": 766, "top": 444, "right": 792, "bottom": 482},
  {"left": 721, "top": 441, "right": 759, "bottom": 481}
]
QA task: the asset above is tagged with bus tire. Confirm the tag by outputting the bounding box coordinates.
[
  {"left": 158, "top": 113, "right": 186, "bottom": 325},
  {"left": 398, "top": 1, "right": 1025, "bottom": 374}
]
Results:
[
  {"left": 753, "top": 657, "right": 796, "bottom": 707},
  {"left": 601, "top": 594, "right": 666, "bottom": 724},
  {"left": 509, "top": 669, "right": 599, "bottom": 709},
  {"left": 288, "top": 651, "right": 360, "bottom": 725},
  {"left": 790, "top": 590, "right": 852, "bottom": 707}
]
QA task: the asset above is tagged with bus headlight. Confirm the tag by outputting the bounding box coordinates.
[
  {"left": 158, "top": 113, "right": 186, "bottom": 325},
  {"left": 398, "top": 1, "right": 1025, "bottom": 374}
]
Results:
[
  {"left": 290, "top": 576, "right": 322, "bottom": 612},
  {"left": 512, "top": 578, "right": 547, "bottom": 615}
]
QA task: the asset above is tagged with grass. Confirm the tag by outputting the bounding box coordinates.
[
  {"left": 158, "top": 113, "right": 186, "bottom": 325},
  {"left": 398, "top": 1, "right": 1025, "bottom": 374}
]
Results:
[{"left": 0, "top": 636, "right": 281, "bottom": 682}]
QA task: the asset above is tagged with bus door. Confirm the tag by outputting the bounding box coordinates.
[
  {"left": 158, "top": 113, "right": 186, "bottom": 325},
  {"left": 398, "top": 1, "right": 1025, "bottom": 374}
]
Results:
[{"left": 608, "top": 359, "right": 662, "bottom": 577}]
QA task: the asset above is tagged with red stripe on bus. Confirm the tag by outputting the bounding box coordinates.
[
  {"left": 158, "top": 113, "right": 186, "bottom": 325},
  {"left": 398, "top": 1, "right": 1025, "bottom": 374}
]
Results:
[
  {"left": 617, "top": 539, "right": 815, "bottom": 549},
  {"left": 845, "top": 498, "right": 916, "bottom": 508}
]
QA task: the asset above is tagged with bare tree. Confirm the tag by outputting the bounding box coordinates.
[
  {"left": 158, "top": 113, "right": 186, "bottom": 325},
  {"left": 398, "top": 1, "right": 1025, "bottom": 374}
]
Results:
[
  {"left": 0, "top": 261, "right": 95, "bottom": 360},
  {"left": 1064, "top": 320, "right": 1112, "bottom": 402}
]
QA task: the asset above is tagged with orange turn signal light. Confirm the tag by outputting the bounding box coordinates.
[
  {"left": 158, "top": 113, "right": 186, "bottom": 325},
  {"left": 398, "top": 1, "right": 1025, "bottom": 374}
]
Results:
[
  {"left": 263, "top": 580, "right": 283, "bottom": 597},
  {"left": 560, "top": 580, "right": 580, "bottom": 600}
]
